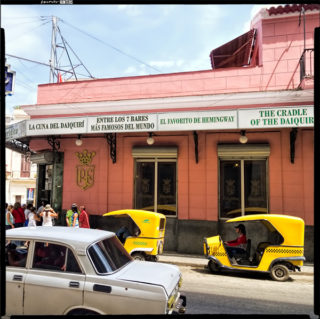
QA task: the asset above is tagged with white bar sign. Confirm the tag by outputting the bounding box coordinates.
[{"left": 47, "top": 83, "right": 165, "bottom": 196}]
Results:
[
  {"left": 87, "top": 114, "right": 157, "bottom": 133},
  {"left": 158, "top": 110, "right": 237, "bottom": 131},
  {"left": 5, "top": 121, "right": 27, "bottom": 141},
  {"left": 26, "top": 117, "right": 87, "bottom": 136},
  {"left": 238, "top": 106, "right": 314, "bottom": 128}
]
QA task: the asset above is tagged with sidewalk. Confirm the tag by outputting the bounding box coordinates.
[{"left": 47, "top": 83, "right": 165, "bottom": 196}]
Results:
[{"left": 158, "top": 252, "right": 314, "bottom": 274}]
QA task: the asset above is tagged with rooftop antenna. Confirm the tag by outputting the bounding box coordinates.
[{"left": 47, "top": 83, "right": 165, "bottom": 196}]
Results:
[
  {"left": 48, "top": 16, "right": 94, "bottom": 83},
  {"left": 49, "top": 16, "right": 57, "bottom": 83}
]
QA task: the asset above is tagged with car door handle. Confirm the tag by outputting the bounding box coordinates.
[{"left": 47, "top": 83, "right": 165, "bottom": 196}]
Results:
[
  {"left": 93, "top": 284, "right": 112, "bottom": 293},
  {"left": 69, "top": 281, "right": 80, "bottom": 288},
  {"left": 13, "top": 275, "right": 23, "bottom": 281}
]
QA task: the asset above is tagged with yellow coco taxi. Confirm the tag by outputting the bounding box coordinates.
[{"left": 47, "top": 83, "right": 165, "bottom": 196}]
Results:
[
  {"left": 103, "top": 209, "right": 166, "bottom": 261},
  {"left": 203, "top": 214, "right": 305, "bottom": 281}
]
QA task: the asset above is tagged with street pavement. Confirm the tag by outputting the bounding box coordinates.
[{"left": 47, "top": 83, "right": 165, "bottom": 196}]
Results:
[
  {"left": 158, "top": 252, "right": 314, "bottom": 274},
  {"left": 1, "top": 252, "right": 313, "bottom": 318}
]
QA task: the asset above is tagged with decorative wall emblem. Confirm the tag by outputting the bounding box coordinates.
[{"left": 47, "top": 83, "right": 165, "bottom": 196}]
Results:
[
  {"left": 142, "top": 178, "right": 150, "bottom": 193},
  {"left": 162, "top": 178, "right": 171, "bottom": 194},
  {"left": 225, "top": 179, "right": 236, "bottom": 196},
  {"left": 76, "top": 149, "right": 96, "bottom": 190},
  {"left": 250, "top": 179, "right": 261, "bottom": 196}
]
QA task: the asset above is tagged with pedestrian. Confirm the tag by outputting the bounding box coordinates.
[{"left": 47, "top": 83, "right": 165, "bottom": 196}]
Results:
[
  {"left": 116, "top": 226, "right": 132, "bottom": 244},
  {"left": 37, "top": 201, "right": 45, "bottom": 214},
  {"left": 79, "top": 205, "right": 90, "bottom": 228},
  {"left": 24, "top": 203, "right": 33, "bottom": 227},
  {"left": 36, "top": 201, "right": 45, "bottom": 226},
  {"left": 6, "top": 204, "right": 15, "bottom": 230},
  {"left": 40, "top": 204, "right": 58, "bottom": 227},
  {"left": 66, "top": 203, "right": 79, "bottom": 227},
  {"left": 28, "top": 206, "right": 40, "bottom": 228},
  {"left": 71, "top": 208, "right": 79, "bottom": 228},
  {"left": 12, "top": 202, "right": 25, "bottom": 228}
]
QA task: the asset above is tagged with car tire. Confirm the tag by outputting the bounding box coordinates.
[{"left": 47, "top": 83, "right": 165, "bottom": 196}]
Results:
[
  {"left": 67, "top": 309, "right": 99, "bottom": 315},
  {"left": 208, "top": 260, "right": 220, "bottom": 273},
  {"left": 132, "top": 252, "right": 146, "bottom": 261},
  {"left": 146, "top": 255, "right": 158, "bottom": 262},
  {"left": 270, "top": 264, "right": 290, "bottom": 281}
]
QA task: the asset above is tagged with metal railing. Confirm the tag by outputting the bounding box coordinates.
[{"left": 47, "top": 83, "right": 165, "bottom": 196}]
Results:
[{"left": 299, "top": 48, "right": 314, "bottom": 82}]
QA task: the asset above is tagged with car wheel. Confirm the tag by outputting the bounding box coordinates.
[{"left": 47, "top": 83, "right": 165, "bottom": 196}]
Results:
[
  {"left": 132, "top": 252, "right": 146, "bottom": 261},
  {"left": 146, "top": 255, "right": 158, "bottom": 262},
  {"left": 68, "top": 309, "right": 99, "bottom": 315},
  {"left": 270, "top": 264, "right": 289, "bottom": 281},
  {"left": 208, "top": 260, "right": 220, "bottom": 273}
]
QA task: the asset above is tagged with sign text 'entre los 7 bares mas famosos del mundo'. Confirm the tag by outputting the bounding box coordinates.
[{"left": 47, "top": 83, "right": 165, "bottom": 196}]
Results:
[{"left": 6, "top": 106, "right": 314, "bottom": 141}]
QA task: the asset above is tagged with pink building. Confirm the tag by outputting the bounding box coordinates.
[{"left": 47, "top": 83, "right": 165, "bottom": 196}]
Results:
[{"left": 7, "top": 5, "right": 316, "bottom": 260}]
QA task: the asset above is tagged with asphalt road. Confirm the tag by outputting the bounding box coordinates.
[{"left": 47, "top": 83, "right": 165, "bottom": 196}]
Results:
[{"left": 179, "top": 264, "right": 315, "bottom": 317}]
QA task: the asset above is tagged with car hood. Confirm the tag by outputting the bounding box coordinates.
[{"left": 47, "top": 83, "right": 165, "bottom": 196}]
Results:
[{"left": 116, "top": 261, "right": 180, "bottom": 295}]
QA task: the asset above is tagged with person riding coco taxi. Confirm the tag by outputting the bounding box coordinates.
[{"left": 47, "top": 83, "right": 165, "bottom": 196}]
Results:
[{"left": 224, "top": 223, "right": 247, "bottom": 264}]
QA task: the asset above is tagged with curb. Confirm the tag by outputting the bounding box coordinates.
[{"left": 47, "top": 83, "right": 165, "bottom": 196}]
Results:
[{"left": 158, "top": 253, "right": 314, "bottom": 274}]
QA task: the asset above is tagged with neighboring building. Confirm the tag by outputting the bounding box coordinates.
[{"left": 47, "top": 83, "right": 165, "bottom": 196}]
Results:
[
  {"left": 5, "top": 5, "right": 317, "bottom": 260},
  {"left": 5, "top": 110, "right": 37, "bottom": 206}
]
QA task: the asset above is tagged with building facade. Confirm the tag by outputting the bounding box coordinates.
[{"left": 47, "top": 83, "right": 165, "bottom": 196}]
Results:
[
  {"left": 6, "top": 5, "right": 317, "bottom": 260},
  {"left": 5, "top": 110, "right": 37, "bottom": 206}
]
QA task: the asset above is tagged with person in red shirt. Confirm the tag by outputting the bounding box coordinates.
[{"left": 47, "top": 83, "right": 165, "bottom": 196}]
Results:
[
  {"left": 11, "top": 202, "right": 26, "bottom": 228},
  {"left": 224, "top": 223, "right": 247, "bottom": 263},
  {"left": 79, "top": 205, "right": 90, "bottom": 228}
]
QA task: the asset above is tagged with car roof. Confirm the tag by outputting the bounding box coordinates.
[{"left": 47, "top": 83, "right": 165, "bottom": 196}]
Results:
[
  {"left": 226, "top": 214, "right": 305, "bottom": 246},
  {"left": 103, "top": 209, "right": 166, "bottom": 236},
  {"left": 104, "top": 209, "right": 165, "bottom": 219},
  {"left": 6, "top": 226, "right": 114, "bottom": 253},
  {"left": 226, "top": 214, "right": 304, "bottom": 224}
]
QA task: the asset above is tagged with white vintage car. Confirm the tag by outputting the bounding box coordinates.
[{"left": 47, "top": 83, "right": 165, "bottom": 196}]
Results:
[{"left": 5, "top": 226, "right": 186, "bottom": 315}]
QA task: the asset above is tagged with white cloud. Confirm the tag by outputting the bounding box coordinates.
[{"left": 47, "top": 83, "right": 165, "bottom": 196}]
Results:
[
  {"left": 2, "top": 6, "right": 51, "bottom": 62},
  {"left": 6, "top": 80, "right": 38, "bottom": 114},
  {"left": 181, "top": 53, "right": 212, "bottom": 72},
  {"left": 137, "top": 64, "right": 148, "bottom": 76},
  {"left": 124, "top": 59, "right": 190, "bottom": 76},
  {"left": 242, "top": 4, "right": 283, "bottom": 32},
  {"left": 198, "top": 5, "right": 223, "bottom": 27},
  {"left": 117, "top": 5, "right": 143, "bottom": 16},
  {"left": 149, "top": 60, "right": 175, "bottom": 68},
  {"left": 176, "top": 59, "right": 184, "bottom": 67},
  {"left": 124, "top": 66, "right": 137, "bottom": 74}
]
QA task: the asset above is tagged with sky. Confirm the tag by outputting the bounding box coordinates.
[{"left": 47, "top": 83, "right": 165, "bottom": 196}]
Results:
[{"left": 2, "top": 4, "right": 277, "bottom": 115}]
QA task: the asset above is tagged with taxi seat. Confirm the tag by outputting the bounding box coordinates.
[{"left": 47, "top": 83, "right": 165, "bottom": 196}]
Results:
[
  {"left": 252, "top": 241, "right": 271, "bottom": 265},
  {"left": 234, "top": 239, "right": 251, "bottom": 263}
]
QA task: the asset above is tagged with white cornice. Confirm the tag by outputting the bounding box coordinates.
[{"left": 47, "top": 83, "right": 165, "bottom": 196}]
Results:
[{"left": 21, "top": 89, "right": 313, "bottom": 118}]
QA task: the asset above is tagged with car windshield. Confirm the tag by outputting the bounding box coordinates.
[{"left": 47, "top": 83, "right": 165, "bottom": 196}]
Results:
[{"left": 88, "top": 236, "right": 132, "bottom": 274}]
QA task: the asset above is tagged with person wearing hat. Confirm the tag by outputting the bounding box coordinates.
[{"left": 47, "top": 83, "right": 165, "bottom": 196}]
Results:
[
  {"left": 224, "top": 223, "right": 247, "bottom": 264},
  {"left": 40, "top": 204, "right": 58, "bottom": 227},
  {"left": 66, "top": 203, "right": 79, "bottom": 227}
]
